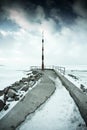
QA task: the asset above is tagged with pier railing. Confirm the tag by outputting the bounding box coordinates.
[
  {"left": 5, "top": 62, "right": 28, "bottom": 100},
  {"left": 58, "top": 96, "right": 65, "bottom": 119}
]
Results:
[
  {"left": 30, "top": 66, "right": 65, "bottom": 75},
  {"left": 53, "top": 66, "right": 65, "bottom": 75}
]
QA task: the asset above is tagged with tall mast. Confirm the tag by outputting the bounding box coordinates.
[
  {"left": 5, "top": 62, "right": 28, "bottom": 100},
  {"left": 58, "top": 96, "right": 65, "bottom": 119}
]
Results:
[{"left": 42, "top": 31, "right": 44, "bottom": 70}]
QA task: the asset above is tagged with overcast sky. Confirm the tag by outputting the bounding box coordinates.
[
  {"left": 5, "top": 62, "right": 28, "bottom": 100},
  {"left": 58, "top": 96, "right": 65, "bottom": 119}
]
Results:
[{"left": 0, "top": 0, "right": 87, "bottom": 68}]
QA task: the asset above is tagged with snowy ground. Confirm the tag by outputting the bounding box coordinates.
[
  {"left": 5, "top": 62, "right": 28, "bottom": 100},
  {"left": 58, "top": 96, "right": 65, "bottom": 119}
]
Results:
[
  {"left": 55, "top": 67, "right": 87, "bottom": 92},
  {"left": 0, "top": 66, "right": 41, "bottom": 120},
  {"left": 17, "top": 76, "right": 86, "bottom": 130},
  {"left": 0, "top": 66, "right": 26, "bottom": 90},
  {"left": 0, "top": 66, "right": 26, "bottom": 119},
  {"left": 0, "top": 66, "right": 87, "bottom": 130},
  {"left": 0, "top": 80, "right": 40, "bottom": 120},
  {"left": 64, "top": 70, "right": 87, "bottom": 93}
]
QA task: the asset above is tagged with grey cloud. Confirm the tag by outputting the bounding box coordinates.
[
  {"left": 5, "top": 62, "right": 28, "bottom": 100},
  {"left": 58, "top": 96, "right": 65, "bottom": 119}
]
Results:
[
  {"left": 0, "top": 0, "right": 87, "bottom": 66},
  {"left": 73, "top": 0, "right": 87, "bottom": 18}
]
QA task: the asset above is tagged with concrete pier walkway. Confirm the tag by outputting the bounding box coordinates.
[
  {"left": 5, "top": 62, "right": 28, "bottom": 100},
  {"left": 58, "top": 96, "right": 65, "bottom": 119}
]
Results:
[
  {"left": 17, "top": 71, "right": 84, "bottom": 130},
  {"left": 0, "top": 70, "right": 56, "bottom": 130},
  {"left": 0, "top": 69, "right": 87, "bottom": 130}
]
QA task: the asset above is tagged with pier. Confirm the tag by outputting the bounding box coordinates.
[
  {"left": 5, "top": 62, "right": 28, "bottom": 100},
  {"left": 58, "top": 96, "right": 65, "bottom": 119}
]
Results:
[{"left": 0, "top": 67, "right": 87, "bottom": 130}]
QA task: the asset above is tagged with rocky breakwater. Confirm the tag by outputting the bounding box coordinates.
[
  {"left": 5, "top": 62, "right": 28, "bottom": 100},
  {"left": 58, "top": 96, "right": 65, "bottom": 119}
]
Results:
[
  {"left": 0, "top": 70, "right": 42, "bottom": 115},
  {"left": 0, "top": 69, "right": 56, "bottom": 130}
]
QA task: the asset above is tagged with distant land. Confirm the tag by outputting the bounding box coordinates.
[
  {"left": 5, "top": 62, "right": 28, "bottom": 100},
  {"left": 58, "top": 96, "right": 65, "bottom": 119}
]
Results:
[
  {"left": 71, "top": 70, "right": 87, "bottom": 72},
  {"left": 0, "top": 65, "right": 4, "bottom": 67}
]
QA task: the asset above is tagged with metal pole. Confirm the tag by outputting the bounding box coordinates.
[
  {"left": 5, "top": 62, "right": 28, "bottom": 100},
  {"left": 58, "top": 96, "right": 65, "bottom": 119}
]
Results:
[{"left": 42, "top": 31, "right": 44, "bottom": 70}]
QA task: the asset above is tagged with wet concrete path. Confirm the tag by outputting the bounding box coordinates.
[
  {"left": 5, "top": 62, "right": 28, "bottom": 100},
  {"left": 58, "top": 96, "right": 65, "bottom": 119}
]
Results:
[{"left": 17, "top": 70, "right": 86, "bottom": 130}]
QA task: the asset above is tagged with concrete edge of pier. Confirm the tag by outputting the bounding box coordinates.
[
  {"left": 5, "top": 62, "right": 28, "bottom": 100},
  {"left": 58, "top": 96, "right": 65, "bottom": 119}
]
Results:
[
  {"left": 0, "top": 70, "right": 56, "bottom": 130},
  {"left": 54, "top": 70, "right": 87, "bottom": 126}
]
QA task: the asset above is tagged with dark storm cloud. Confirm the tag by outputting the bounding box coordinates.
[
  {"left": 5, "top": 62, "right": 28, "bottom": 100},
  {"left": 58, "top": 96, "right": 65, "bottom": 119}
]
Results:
[
  {"left": 20, "top": 0, "right": 77, "bottom": 25},
  {"left": 0, "top": 0, "right": 80, "bottom": 23},
  {"left": 0, "top": 0, "right": 87, "bottom": 30},
  {"left": 73, "top": 0, "right": 87, "bottom": 18},
  {"left": 0, "top": 0, "right": 87, "bottom": 15},
  {"left": 0, "top": 1, "right": 20, "bottom": 31}
]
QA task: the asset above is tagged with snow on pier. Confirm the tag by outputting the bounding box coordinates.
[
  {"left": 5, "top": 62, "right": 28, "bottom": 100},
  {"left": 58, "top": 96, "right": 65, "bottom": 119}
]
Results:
[
  {"left": 0, "top": 69, "right": 87, "bottom": 130},
  {"left": 17, "top": 70, "right": 86, "bottom": 130}
]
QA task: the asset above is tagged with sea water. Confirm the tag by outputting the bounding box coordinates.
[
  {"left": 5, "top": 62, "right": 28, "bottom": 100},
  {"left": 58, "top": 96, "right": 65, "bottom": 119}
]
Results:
[{"left": 0, "top": 65, "right": 28, "bottom": 90}]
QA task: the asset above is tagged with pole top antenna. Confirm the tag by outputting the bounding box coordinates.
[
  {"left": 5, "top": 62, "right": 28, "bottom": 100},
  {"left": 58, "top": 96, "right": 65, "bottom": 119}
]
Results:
[
  {"left": 42, "top": 30, "right": 44, "bottom": 38},
  {"left": 42, "top": 31, "right": 44, "bottom": 43}
]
